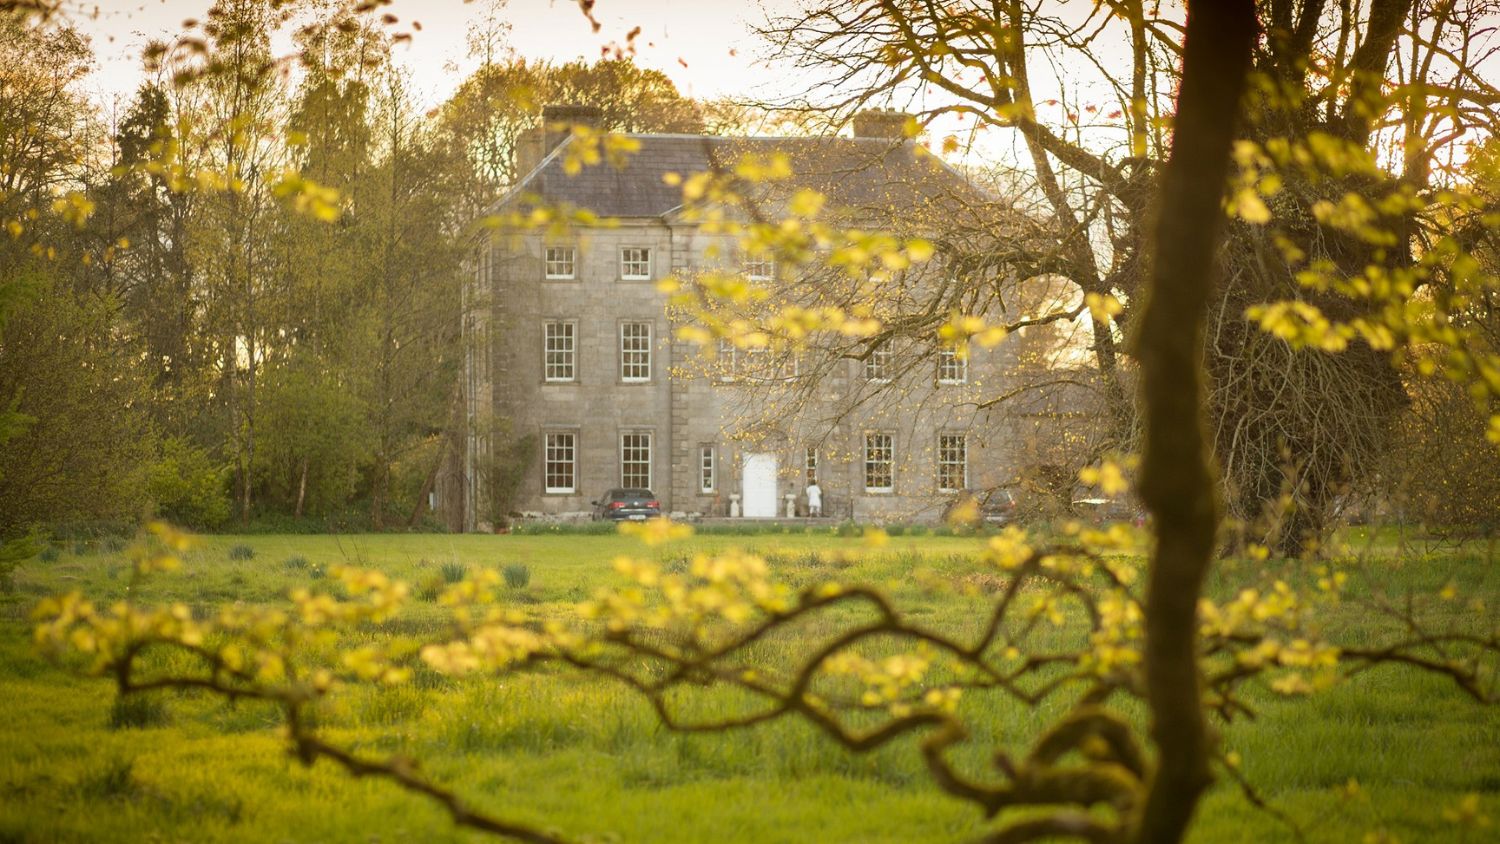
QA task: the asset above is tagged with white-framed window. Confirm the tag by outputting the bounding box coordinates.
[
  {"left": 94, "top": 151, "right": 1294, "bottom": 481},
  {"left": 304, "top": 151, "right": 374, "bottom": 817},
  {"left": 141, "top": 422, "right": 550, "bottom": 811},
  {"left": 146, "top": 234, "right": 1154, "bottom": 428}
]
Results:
[
  {"left": 620, "top": 321, "right": 652, "bottom": 382},
  {"left": 745, "top": 256, "right": 775, "bottom": 281},
  {"left": 938, "top": 434, "right": 967, "bottom": 492},
  {"left": 804, "top": 446, "right": 818, "bottom": 487},
  {"left": 543, "top": 321, "right": 576, "bottom": 382},
  {"left": 715, "top": 340, "right": 738, "bottom": 383},
  {"left": 620, "top": 247, "right": 652, "bottom": 280},
  {"left": 938, "top": 349, "right": 967, "bottom": 384},
  {"left": 544, "top": 432, "right": 577, "bottom": 493},
  {"left": 545, "top": 246, "right": 576, "bottom": 279},
  {"left": 745, "top": 346, "right": 769, "bottom": 380},
  {"left": 866, "top": 344, "right": 891, "bottom": 382},
  {"left": 864, "top": 433, "right": 894, "bottom": 493},
  {"left": 700, "top": 445, "right": 715, "bottom": 493},
  {"left": 621, "top": 432, "right": 652, "bottom": 488}
]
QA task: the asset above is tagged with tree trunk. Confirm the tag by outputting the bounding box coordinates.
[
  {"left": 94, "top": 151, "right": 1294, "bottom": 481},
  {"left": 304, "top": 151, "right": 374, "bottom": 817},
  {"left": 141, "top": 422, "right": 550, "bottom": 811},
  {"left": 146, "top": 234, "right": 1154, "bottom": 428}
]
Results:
[
  {"left": 1131, "top": 2, "right": 1256, "bottom": 843},
  {"left": 371, "top": 453, "right": 387, "bottom": 532},
  {"left": 294, "top": 456, "right": 309, "bottom": 519}
]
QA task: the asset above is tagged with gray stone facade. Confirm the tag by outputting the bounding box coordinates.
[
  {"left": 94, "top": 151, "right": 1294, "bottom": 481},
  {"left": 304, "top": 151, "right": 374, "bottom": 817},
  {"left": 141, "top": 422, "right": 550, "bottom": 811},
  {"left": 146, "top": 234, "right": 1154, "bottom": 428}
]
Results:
[{"left": 453, "top": 113, "right": 1100, "bottom": 529}]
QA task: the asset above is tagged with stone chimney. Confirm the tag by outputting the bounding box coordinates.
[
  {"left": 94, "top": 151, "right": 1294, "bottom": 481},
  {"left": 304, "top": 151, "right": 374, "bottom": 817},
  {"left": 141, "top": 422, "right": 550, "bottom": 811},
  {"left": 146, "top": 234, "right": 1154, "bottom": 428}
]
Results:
[
  {"left": 852, "top": 109, "right": 914, "bottom": 140},
  {"left": 516, "top": 104, "right": 605, "bottom": 178}
]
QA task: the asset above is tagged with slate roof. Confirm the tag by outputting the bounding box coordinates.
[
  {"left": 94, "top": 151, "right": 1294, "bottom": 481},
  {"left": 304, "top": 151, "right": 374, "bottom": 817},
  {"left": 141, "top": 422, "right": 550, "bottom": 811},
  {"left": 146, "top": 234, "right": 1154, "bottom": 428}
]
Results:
[{"left": 493, "top": 133, "right": 987, "bottom": 221}]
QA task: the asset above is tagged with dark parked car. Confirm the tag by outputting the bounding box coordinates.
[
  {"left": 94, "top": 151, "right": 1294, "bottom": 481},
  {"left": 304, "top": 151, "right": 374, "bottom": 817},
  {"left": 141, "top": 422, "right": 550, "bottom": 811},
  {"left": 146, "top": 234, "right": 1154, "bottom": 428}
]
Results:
[
  {"left": 1071, "top": 497, "right": 1143, "bottom": 525},
  {"left": 591, "top": 488, "right": 662, "bottom": 522},
  {"left": 944, "top": 488, "right": 1018, "bottom": 526}
]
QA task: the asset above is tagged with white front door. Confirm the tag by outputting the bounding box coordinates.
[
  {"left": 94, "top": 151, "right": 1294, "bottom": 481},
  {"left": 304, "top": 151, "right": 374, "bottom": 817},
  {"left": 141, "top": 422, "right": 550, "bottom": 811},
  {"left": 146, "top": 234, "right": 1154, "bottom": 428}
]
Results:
[{"left": 742, "top": 453, "right": 779, "bottom": 518}]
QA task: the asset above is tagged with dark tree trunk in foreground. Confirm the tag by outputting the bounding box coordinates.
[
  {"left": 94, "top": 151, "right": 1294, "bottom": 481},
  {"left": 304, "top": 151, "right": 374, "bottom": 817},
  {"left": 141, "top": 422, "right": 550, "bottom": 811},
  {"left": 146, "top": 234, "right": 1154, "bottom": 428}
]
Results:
[{"left": 1132, "top": 1, "right": 1257, "bottom": 842}]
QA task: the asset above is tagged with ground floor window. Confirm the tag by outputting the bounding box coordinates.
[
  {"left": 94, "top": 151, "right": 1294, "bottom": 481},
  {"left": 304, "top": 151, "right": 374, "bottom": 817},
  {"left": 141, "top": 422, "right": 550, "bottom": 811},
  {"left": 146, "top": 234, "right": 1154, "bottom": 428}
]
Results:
[
  {"left": 937, "top": 349, "right": 967, "bottom": 384},
  {"left": 621, "top": 432, "right": 652, "bottom": 489},
  {"left": 938, "top": 434, "right": 967, "bottom": 492},
  {"left": 864, "top": 433, "right": 894, "bottom": 492},
  {"left": 544, "top": 432, "right": 576, "bottom": 493},
  {"left": 700, "top": 445, "right": 715, "bottom": 493}
]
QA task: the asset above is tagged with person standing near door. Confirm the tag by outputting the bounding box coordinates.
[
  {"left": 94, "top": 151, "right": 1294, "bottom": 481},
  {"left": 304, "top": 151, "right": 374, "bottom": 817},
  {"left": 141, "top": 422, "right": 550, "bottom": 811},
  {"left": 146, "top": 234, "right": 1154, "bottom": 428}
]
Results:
[{"left": 806, "top": 479, "right": 822, "bottom": 518}]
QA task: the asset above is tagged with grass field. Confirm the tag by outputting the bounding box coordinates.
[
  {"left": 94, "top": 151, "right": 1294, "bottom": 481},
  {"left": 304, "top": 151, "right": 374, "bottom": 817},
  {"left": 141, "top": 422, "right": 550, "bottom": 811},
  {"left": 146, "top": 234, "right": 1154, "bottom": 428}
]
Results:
[{"left": 1, "top": 530, "right": 1497, "bottom": 843}]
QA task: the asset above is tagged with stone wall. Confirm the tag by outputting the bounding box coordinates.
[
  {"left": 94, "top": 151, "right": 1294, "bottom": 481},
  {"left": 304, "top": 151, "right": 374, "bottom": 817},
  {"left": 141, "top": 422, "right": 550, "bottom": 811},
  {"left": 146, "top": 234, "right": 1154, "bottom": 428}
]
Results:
[{"left": 468, "top": 219, "right": 1092, "bottom": 525}]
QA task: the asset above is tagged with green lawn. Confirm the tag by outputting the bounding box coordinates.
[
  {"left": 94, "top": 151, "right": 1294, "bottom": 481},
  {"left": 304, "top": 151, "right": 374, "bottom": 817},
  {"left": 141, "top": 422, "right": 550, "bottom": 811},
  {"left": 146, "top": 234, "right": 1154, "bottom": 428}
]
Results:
[{"left": 1, "top": 531, "right": 1496, "bottom": 843}]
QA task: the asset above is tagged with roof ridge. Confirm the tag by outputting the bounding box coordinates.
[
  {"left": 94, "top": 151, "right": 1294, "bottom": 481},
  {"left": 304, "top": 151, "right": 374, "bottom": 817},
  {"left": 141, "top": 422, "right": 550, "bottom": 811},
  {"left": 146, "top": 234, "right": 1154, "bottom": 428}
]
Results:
[{"left": 616, "top": 132, "right": 917, "bottom": 144}]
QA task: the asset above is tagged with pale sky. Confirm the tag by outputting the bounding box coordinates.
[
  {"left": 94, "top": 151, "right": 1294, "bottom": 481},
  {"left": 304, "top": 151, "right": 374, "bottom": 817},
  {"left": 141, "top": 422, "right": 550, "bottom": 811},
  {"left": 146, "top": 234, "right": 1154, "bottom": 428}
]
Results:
[{"left": 70, "top": 0, "right": 803, "bottom": 110}]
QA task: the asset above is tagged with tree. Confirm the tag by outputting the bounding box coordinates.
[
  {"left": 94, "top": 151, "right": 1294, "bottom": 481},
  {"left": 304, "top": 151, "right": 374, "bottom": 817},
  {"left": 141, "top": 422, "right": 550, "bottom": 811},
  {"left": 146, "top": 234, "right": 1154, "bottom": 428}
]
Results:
[
  {"left": 36, "top": 5, "right": 1500, "bottom": 844},
  {"left": 183, "top": 0, "right": 295, "bottom": 525},
  {"left": 0, "top": 270, "right": 153, "bottom": 536},
  {"left": 0, "top": 15, "right": 155, "bottom": 537},
  {"left": 438, "top": 56, "right": 704, "bottom": 212},
  {"left": 757, "top": 0, "right": 1500, "bottom": 552},
  {"left": 253, "top": 353, "right": 369, "bottom": 518},
  {"left": 350, "top": 69, "right": 465, "bottom": 529}
]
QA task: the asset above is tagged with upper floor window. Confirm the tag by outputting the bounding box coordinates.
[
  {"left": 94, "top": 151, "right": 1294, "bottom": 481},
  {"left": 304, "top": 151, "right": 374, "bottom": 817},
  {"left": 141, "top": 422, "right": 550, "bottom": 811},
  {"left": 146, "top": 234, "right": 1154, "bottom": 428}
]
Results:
[
  {"left": 545, "top": 246, "right": 576, "bottom": 279},
  {"left": 621, "top": 321, "right": 652, "bottom": 382},
  {"left": 804, "top": 446, "right": 819, "bottom": 487},
  {"left": 938, "top": 349, "right": 967, "bottom": 384},
  {"left": 937, "top": 434, "right": 967, "bottom": 492},
  {"left": 745, "top": 257, "right": 775, "bottom": 281},
  {"left": 864, "top": 433, "right": 894, "bottom": 493},
  {"left": 621, "top": 247, "right": 652, "bottom": 280},
  {"left": 544, "top": 321, "right": 576, "bottom": 383},
  {"left": 866, "top": 344, "right": 891, "bottom": 382},
  {"left": 715, "top": 340, "right": 738, "bottom": 383}
]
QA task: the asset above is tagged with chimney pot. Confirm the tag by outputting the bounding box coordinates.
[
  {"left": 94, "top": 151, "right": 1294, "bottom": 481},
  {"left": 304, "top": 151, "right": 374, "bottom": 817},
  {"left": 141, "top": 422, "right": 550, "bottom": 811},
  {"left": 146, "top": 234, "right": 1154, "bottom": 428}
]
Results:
[{"left": 852, "top": 109, "right": 915, "bottom": 140}]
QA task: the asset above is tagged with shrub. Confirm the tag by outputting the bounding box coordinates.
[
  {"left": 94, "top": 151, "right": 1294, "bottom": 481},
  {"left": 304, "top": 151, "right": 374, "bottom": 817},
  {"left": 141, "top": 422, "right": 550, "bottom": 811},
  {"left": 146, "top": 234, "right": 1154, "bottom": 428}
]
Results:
[
  {"left": 440, "top": 561, "right": 467, "bottom": 583},
  {"left": 109, "top": 694, "right": 170, "bottom": 730},
  {"left": 835, "top": 520, "right": 861, "bottom": 538},
  {"left": 307, "top": 562, "right": 326, "bottom": 580},
  {"left": 79, "top": 755, "right": 139, "bottom": 800},
  {"left": 418, "top": 575, "right": 444, "bottom": 602},
  {"left": 503, "top": 563, "right": 531, "bottom": 590},
  {"left": 228, "top": 545, "right": 256, "bottom": 561},
  {"left": 510, "top": 520, "right": 614, "bottom": 536},
  {"left": 283, "top": 556, "right": 310, "bottom": 570},
  {"left": 48, "top": 520, "right": 136, "bottom": 542},
  {"left": 147, "top": 437, "right": 230, "bottom": 529}
]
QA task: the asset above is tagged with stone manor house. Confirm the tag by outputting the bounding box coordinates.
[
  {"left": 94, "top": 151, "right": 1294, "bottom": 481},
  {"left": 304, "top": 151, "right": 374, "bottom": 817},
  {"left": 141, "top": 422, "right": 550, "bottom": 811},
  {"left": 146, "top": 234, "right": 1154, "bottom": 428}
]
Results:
[{"left": 442, "top": 106, "right": 1099, "bottom": 530}]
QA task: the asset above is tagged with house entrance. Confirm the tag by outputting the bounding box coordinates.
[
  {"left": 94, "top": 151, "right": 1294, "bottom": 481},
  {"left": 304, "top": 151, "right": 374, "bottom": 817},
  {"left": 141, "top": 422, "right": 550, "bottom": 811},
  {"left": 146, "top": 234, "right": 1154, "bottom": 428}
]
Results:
[{"left": 741, "top": 453, "right": 779, "bottom": 518}]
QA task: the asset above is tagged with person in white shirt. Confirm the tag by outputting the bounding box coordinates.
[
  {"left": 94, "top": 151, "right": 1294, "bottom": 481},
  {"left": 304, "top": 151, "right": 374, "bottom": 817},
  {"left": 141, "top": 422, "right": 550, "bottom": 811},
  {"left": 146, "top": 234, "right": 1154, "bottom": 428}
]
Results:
[{"left": 806, "top": 480, "right": 822, "bottom": 517}]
